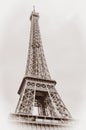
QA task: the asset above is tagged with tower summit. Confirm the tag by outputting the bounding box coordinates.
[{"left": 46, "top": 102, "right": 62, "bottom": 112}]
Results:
[{"left": 11, "top": 9, "right": 72, "bottom": 129}]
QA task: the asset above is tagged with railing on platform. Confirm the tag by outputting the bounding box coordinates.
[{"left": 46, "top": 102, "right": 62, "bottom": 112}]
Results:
[{"left": 10, "top": 113, "right": 73, "bottom": 127}]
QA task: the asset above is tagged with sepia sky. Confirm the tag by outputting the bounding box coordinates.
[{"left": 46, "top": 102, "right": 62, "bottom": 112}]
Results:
[{"left": 0, "top": 0, "right": 86, "bottom": 129}]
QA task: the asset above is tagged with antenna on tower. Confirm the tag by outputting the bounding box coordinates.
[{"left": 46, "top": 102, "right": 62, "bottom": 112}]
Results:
[{"left": 33, "top": 5, "right": 35, "bottom": 12}]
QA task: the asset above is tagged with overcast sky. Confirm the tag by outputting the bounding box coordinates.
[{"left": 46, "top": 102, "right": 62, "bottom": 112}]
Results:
[{"left": 0, "top": 0, "right": 86, "bottom": 129}]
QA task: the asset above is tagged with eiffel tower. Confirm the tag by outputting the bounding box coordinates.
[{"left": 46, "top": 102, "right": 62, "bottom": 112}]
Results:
[{"left": 11, "top": 8, "right": 72, "bottom": 130}]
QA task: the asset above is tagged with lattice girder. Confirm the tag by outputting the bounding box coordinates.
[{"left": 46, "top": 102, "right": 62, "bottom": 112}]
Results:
[
  {"left": 16, "top": 77, "right": 71, "bottom": 119},
  {"left": 48, "top": 88, "right": 71, "bottom": 118},
  {"left": 15, "top": 80, "right": 36, "bottom": 114},
  {"left": 25, "top": 10, "right": 51, "bottom": 80}
]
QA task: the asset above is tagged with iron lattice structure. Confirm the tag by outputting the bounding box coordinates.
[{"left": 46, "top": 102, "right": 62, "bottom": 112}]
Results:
[{"left": 11, "top": 9, "right": 72, "bottom": 128}]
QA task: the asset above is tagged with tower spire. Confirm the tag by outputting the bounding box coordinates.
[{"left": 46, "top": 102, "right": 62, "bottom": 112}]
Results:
[{"left": 33, "top": 5, "right": 35, "bottom": 12}]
